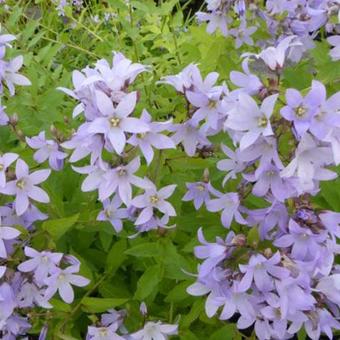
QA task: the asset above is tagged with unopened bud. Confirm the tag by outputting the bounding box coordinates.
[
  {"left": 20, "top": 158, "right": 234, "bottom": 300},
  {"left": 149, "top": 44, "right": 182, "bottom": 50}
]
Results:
[
  {"left": 140, "top": 302, "right": 148, "bottom": 316},
  {"left": 17, "top": 129, "right": 24, "bottom": 139},
  {"left": 9, "top": 113, "right": 18, "bottom": 125},
  {"left": 203, "top": 168, "right": 209, "bottom": 183},
  {"left": 50, "top": 124, "right": 57, "bottom": 135},
  {"left": 231, "top": 234, "right": 246, "bottom": 247},
  {"left": 263, "top": 248, "right": 273, "bottom": 258}
]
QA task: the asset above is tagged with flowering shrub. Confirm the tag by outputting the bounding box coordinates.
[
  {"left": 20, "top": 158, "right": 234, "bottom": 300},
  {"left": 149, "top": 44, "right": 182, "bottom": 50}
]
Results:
[{"left": 1, "top": 0, "right": 340, "bottom": 339}]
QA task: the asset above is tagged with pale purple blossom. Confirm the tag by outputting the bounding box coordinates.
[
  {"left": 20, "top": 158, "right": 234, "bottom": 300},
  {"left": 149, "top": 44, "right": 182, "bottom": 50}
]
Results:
[
  {"left": 0, "top": 159, "right": 51, "bottom": 215},
  {"left": 127, "top": 110, "right": 175, "bottom": 165},
  {"left": 26, "top": 131, "right": 67, "bottom": 171},
  {"left": 131, "top": 183, "right": 176, "bottom": 225},
  {"left": 130, "top": 321, "right": 178, "bottom": 340},
  {"left": 206, "top": 192, "right": 246, "bottom": 228},
  {"left": 97, "top": 196, "right": 128, "bottom": 232},
  {"left": 44, "top": 265, "right": 89, "bottom": 303},
  {"left": 88, "top": 91, "right": 149, "bottom": 155}
]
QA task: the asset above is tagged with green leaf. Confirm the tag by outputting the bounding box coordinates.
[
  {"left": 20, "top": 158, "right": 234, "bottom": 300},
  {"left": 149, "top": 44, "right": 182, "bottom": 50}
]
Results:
[
  {"left": 209, "top": 324, "right": 238, "bottom": 340},
  {"left": 134, "top": 264, "right": 163, "bottom": 300},
  {"left": 81, "top": 297, "right": 128, "bottom": 313},
  {"left": 106, "top": 239, "right": 127, "bottom": 272},
  {"left": 181, "top": 299, "right": 204, "bottom": 328},
  {"left": 42, "top": 213, "right": 79, "bottom": 241},
  {"left": 125, "top": 242, "right": 160, "bottom": 257}
]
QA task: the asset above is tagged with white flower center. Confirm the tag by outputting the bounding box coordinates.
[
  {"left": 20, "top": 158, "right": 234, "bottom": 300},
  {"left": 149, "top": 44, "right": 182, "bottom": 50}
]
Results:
[
  {"left": 110, "top": 117, "right": 120, "bottom": 127},
  {"left": 150, "top": 195, "right": 159, "bottom": 204},
  {"left": 16, "top": 179, "right": 26, "bottom": 189}
]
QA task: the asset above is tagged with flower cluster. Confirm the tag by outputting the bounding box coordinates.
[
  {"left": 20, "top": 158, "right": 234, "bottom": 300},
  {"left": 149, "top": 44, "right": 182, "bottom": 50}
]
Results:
[
  {"left": 197, "top": 0, "right": 340, "bottom": 60},
  {"left": 0, "top": 154, "right": 89, "bottom": 338},
  {"left": 60, "top": 52, "right": 177, "bottom": 235},
  {"left": 180, "top": 37, "right": 340, "bottom": 339},
  {"left": 0, "top": 29, "right": 89, "bottom": 339},
  {"left": 86, "top": 306, "right": 178, "bottom": 340},
  {"left": 52, "top": 0, "right": 83, "bottom": 16},
  {"left": 0, "top": 29, "right": 30, "bottom": 125}
]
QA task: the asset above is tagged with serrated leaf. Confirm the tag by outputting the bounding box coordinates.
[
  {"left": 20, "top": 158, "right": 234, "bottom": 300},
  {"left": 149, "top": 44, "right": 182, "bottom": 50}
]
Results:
[
  {"left": 106, "top": 239, "right": 127, "bottom": 273},
  {"left": 42, "top": 213, "right": 79, "bottom": 240},
  {"left": 134, "top": 264, "right": 163, "bottom": 300},
  {"left": 82, "top": 297, "right": 128, "bottom": 313},
  {"left": 125, "top": 242, "right": 160, "bottom": 257}
]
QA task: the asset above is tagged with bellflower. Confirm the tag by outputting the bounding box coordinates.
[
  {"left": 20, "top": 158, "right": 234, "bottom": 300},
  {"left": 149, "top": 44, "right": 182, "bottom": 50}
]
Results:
[
  {"left": 280, "top": 81, "right": 326, "bottom": 137},
  {"left": 0, "top": 153, "right": 18, "bottom": 187},
  {"left": 0, "top": 159, "right": 51, "bottom": 215},
  {"left": 217, "top": 144, "right": 246, "bottom": 185},
  {"left": 0, "top": 226, "right": 20, "bottom": 258},
  {"left": 131, "top": 183, "right": 176, "bottom": 225},
  {"left": 328, "top": 35, "right": 340, "bottom": 61},
  {"left": 26, "top": 132, "right": 67, "bottom": 171},
  {"left": 1, "top": 55, "right": 31, "bottom": 96},
  {"left": 130, "top": 321, "right": 178, "bottom": 340},
  {"left": 229, "top": 22, "right": 257, "bottom": 49},
  {"left": 182, "top": 181, "right": 215, "bottom": 209},
  {"left": 87, "top": 324, "right": 124, "bottom": 340},
  {"left": 44, "top": 265, "right": 89, "bottom": 303},
  {"left": 171, "top": 120, "right": 211, "bottom": 156},
  {"left": 98, "top": 157, "right": 148, "bottom": 204},
  {"left": 97, "top": 196, "right": 128, "bottom": 232},
  {"left": 127, "top": 109, "right": 175, "bottom": 165},
  {"left": 238, "top": 252, "right": 290, "bottom": 292},
  {"left": 244, "top": 36, "right": 302, "bottom": 71},
  {"left": 206, "top": 192, "right": 246, "bottom": 228},
  {"left": 280, "top": 133, "right": 336, "bottom": 193},
  {"left": 88, "top": 91, "right": 149, "bottom": 154},
  {"left": 274, "top": 219, "right": 327, "bottom": 260},
  {"left": 18, "top": 247, "right": 63, "bottom": 284},
  {"left": 225, "top": 93, "right": 278, "bottom": 150}
]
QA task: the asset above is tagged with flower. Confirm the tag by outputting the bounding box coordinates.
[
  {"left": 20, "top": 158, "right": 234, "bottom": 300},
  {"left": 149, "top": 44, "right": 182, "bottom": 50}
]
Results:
[
  {"left": 206, "top": 192, "right": 246, "bottom": 228},
  {"left": 26, "top": 132, "right": 67, "bottom": 171},
  {"left": 97, "top": 196, "right": 128, "bottom": 232},
  {"left": 18, "top": 247, "right": 63, "bottom": 284},
  {"left": 280, "top": 81, "right": 325, "bottom": 137},
  {"left": 182, "top": 181, "right": 214, "bottom": 209},
  {"left": 127, "top": 109, "right": 175, "bottom": 165},
  {"left": 274, "top": 219, "right": 326, "bottom": 260},
  {"left": 0, "top": 226, "right": 20, "bottom": 258},
  {"left": 131, "top": 183, "right": 176, "bottom": 225},
  {"left": 217, "top": 144, "right": 246, "bottom": 185},
  {"left": 98, "top": 157, "right": 148, "bottom": 204},
  {"left": 88, "top": 91, "right": 149, "bottom": 154},
  {"left": 328, "top": 35, "right": 340, "bottom": 61},
  {"left": 238, "top": 252, "right": 289, "bottom": 292},
  {"left": 225, "top": 93, "right": 278, "bottom": 150},
  {"left": 130, "top": 321, "right": 178, "bottom": 340},
  {"left": 44, "top": 265, "right": 89, "bottom": 303},
  {"left": 280, "top": 133, "right": 336, "bottom": 193},
  {"left": 87, "top": 324, "right": 124, "bottom": 340},
  {"left": 0, "top": 153, "right": 18, "bottom": 187},
  {"left": 0, "top": 159, "right": 51, "bottom": 215},
  {"left": 0, "top": 55, "right": 31, "bottom": 96}
]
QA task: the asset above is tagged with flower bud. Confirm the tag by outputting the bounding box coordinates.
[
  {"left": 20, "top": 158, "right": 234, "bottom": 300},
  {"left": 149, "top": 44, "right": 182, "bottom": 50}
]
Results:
[{"left": 231, "top": 234, "right": 246, "bottom": 247}]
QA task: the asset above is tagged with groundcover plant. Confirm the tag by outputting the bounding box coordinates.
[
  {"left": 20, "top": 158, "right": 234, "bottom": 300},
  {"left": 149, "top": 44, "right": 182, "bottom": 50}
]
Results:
[{"left": 2, "top": 0, "right": 340, "bottom": 339}]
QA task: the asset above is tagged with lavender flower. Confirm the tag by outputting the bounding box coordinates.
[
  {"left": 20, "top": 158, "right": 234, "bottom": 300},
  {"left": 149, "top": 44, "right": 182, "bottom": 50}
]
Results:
[
  {"left": 88, "top": 91, "right": 149, "bottom": 154},
  {"left": 44, "top": 265, "right": 89, "bottom": 303},
  {"left": 131, "top": 183, "right": 176, "bottom": 225},
  {"left": 0, "top": 159, "right": 51, "bottom": 215},
  {"left": 206, "top": 192, "right": 246, "bottom": 228},
  {"left": 97, "top": 196, "right": 128, "bottom": 232},
  {"left": 130, "top": 321, "right": 178, "bottom": 340},
  {"left": 26, "top": 132, "right": 67, "bottom": 171}
]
